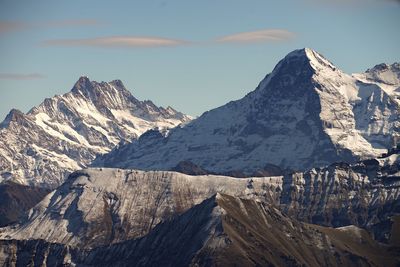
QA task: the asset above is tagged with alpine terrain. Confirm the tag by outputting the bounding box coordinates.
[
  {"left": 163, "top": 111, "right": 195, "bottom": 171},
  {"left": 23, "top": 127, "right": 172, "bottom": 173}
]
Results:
[
  {"left": 0, "top": 77, "right": 191, "bottom": 188},
  {"left": 0, "top": 48, "right": 399, "bottom": 267},
  {"left": 0, "top": 152, "right": 399, "bottom": 266},
  {"left": 94, "top": 48, "right": 400, "bottom": 174}
]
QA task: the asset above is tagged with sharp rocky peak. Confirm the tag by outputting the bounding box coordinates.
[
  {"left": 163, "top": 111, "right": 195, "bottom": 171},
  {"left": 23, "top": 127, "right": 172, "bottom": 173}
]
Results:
[
  {"left": 109, "top": 79, "right": 126, "bottom": 89},
  {"left": 71, "top": 76, "right": 130, "bottom": 98},
  {"left": 255, "top": 48, "right": 339, "bottom": 97},
  {"left": 367, "top": 62, "right": 400, "bottom": 73},
  {"left": 0, "top": 109, "right": 27, "bottom": 128},
  {"left": 275, "top": 48, "right": 338, "bottom": 74},
  {"left": 71, "top": 76, "right": 93, "bottom": 92},
  {"left": 363, "top": 62, "right": 400, "bottom": 86}
]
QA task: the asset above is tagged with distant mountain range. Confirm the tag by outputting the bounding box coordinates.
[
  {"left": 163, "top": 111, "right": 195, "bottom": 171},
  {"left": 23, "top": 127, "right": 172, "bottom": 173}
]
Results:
[
  {"left": 0, "top": 77, "right": 191, "bottom": 187},
  {"left": 0, "top": 48, "right": 399, "bottom": 266},
  {"left": 93, "top": 48, "right": 400, "bottom": 174}
]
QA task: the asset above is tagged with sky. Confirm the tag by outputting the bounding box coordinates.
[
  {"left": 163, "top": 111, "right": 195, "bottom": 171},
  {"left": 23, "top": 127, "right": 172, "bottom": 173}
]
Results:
[{"left": 0, "top": 0, "right": 399, "bottom": 120}]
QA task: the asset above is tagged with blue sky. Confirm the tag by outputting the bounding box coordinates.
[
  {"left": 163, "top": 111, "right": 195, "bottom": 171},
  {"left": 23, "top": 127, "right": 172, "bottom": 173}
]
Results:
[{"left": 0, "top": 0, "right": 399, "bottom": 119}]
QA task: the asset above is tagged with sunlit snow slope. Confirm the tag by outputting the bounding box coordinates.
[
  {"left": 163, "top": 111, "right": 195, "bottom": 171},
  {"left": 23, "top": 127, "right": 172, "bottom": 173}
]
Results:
[
  {"left": 0, "top": 77, "right": 191, "bottom": 187},
  {"left": 94, "top": 48, "right": 400, "bottom": 173}
]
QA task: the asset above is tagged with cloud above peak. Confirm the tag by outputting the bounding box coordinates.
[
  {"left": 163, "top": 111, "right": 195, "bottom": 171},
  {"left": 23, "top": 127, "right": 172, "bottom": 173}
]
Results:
[
  {"left": 215, "top": 29, "right": 295, "bottom": 44},
  {"left": 39, "top": 28, "right": 295, "bottom": 49},
  {"left": 42, "top": 36, "right": 188, "bottom": 48},
  {"left": 0, "top": 19, "right": 101, "bottom": 34},
  {"left": 0, "top": 73, "right": 45, "bottom": 81}
]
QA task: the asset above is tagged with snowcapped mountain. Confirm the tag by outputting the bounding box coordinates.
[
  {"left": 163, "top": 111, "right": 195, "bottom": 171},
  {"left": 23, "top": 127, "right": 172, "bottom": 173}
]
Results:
[
  {"left": 0, "top": 76, "right": 191, "bottom": 187},
  {"left": 94, "top": 48, "right": 400, "bottom": 173},
  {"left": 354, "top": 62, "right": 400, "bottom": 101},
  {"left": 1, "top": 153, "right": 398, "bottom": 249}
]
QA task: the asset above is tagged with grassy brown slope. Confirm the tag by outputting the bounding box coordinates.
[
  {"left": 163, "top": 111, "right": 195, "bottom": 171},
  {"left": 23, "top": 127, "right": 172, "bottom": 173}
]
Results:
[
  {"left": 206, "top": 194, "right": 400, "bottom": 267},
  {"left": 390, "top": 215, "right": 400, "bottom": 247}
]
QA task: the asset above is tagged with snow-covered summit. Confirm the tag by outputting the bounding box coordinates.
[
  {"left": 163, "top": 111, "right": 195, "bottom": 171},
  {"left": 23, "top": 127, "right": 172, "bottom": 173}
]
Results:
[
  {"left": 94, "top": 48, "right": 400, "bottom": 173},
  {"left": 365, "top": 62, "right": 400, "bottom": 86},
  {"left": 353, "top": 62, "right": 400, "bottom": 104},
  {"left": 0, "top": 77, "right": 192, "bottom": 187},
  {"left": 272, "top": 48, "right": 336, "bottom": 72}
]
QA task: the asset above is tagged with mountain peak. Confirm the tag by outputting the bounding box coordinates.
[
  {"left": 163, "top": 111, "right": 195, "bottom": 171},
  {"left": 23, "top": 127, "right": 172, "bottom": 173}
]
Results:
[
  {"left": 71, "top": 76, "right": 93, "bottom": 94},
  {"left": 265, "top": 48, "right": 338, "bottom": 83},
  {"left": 368, "top": 63, "right": 390, "bottom": 72},
  {"left": 109, "top": 79, "right": 125, "bottom": 88},
  {"left": 284, "top": 47, "right": 309, "bottom": 57},
  {"left": 0, "top": 109, "right": 26, "bottom": 128},
  {"left": 283, "top": 48, "right": 337, "bottom": 71},
  {"left": 364, "top": 62, "right": 400, "bottom": 86},
  {"left": 256, "top": 48, "right": 336, "bottom": 95},
  {"left": 281, "top": 48, "right": 320, "bottom": 60}
]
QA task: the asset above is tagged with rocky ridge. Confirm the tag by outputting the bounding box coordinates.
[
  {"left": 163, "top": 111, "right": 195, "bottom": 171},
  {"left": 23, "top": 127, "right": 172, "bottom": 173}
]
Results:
[
  {"left": 1, "top": 152, "right": 398, "bottom": 249},
  {"left": 0, "top": 77, "right": 191, "bottom": 187},
  {"left": 94, "top": 48, "right": 400, "bottom": 174},
  {"left": 0, "top": 193, "right": 398, "bottom": 267}
]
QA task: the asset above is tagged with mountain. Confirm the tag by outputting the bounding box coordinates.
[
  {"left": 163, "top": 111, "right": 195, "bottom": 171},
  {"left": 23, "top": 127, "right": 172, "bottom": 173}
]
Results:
[
  {"left": 76, "top": 193, "right": 400, "bottom": 267},
  {"left": 0, "top": 168, "right": 279, "bottom": 248},
  {"left": 0, "top": 182, "right": 50, "bottom": 227},
  {"left": 354, "top": 62, "right": 400, "bottom": 104},
  {"left": 0, "top": 77, "right": 191, "bottom": 187},
  {"left": 93, "top": 48, "right": 400, "bottom": 174},
  {"left": 1, "top": 193, "right": 399, "bottom": 267},
  {"left": 1, "top": 152, "right": 398, "bottom": 249}
]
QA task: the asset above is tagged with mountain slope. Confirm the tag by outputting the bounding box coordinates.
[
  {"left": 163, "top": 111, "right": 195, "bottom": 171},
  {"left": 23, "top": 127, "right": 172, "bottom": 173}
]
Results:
[
  {"left": 0, "top": 168, "right": 281, "bottom": 248},
  {"left": 0, "top": 77, "right": 191, "bottom": 187},
  {"left": 80, "top": 194, "right": 399, "bottom": 267},
  {"left": 0, "top": 182, "right": 50, "bottom": 227},
  {"left": 1, "top": 194, "right": 398, "bottom": 267},
  {"left": 94, "top": 48, "right": 400, "bottom": 173},
  {"left": 1, "top": 153, "right": 398, "bottom": 248}
]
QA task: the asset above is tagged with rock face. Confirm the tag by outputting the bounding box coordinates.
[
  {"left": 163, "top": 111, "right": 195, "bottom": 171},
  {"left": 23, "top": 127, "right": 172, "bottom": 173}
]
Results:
[
  {"left": 280, "top": 157, "right": 400, "bottom": 242},
  {"left": 0, "top": 182, "right": 50, "bottom": 227},
  {"left": 80, "top": 194, "right": 399, "bottom": 267},
  {"left": 0, "top": 77, "right": 191, "bottom": 188},
  {"left": 1, "top": 194, "right": 399, "bottom": 267},
  {"left": 0, "top": 169, "right": 281, "bottom": 249},
  {"left": 1, "top": 153, "right": 398, "bottom": 249},
  {"left": 93, "top": 48, "right": 400, "bottom": 174}
]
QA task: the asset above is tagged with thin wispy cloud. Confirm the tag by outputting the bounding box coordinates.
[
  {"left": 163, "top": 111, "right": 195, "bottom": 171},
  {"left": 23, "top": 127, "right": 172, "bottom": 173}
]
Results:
[
  {"left": 0, "top": 21, "right": 27, "bottom": 33},
  {"left": 385, "top": 0, "right": 400, "bottom": 3},
  {"left": 305, "top": 0, "right": 400, "bottom": 6},
  {"left": 40, "top": 19, "right": 100, "bottom": 27},
  {"left": 42, "top": 36, "right": 189, "bottom": 48},
  {"left": 0, "top": 19, "right": 101, "bottom": 34},
  {"left": 0, "top": 73, "right": 45, "bottom": 81},
  {"left": 216, "top": 29, "right": 295, "bottom": 44}
]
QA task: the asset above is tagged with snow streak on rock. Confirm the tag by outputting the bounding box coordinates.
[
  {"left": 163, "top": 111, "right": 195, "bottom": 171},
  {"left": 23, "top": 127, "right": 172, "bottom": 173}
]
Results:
[
  {"left": 94, "top": 48, "right": 400, "bottom": 173},
  {"left": 0, "top": 77, "right": 191, "bottom": 187}
]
